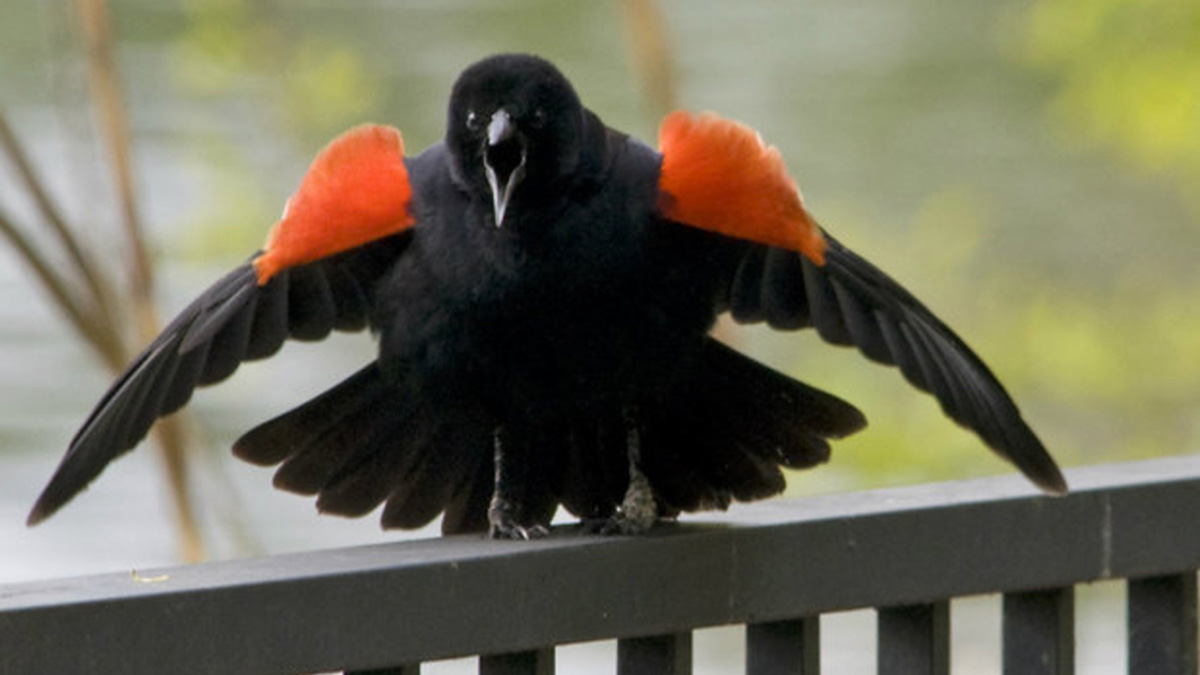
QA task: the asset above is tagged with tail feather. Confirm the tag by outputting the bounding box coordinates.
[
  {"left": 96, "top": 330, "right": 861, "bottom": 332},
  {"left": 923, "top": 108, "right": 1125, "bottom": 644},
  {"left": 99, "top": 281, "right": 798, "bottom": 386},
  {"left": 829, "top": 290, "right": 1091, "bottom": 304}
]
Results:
[
  {"left": 379, "top": 414, "right": 490, "bottom": 530},
  {"left": 270, "top": 401, "right": 411, "bottom": 496},
  {"left": 315, "top": 446, "right": 411, "bottom": 518},
  {"left": 232, "top": 362, "right": 493, "bottom": 529},
  {"left": 380, "top": 456, "right": 459, "bottom": 529},
  {"left": 640, "top": 338, "right": 866, "bottom": 512},
  {"left": 638, "top": 407, "right": 735, "bottom": 512},
  {"left": 311, "top": 409, "right": 428, "bottom": 518},
  {"left": 230, "top": 341, "right": 867, "bottom": 530},
  {"left": 518, "top": 426, "right": 569, "bottom": 529},
  {"left": 557, "top": 412, "right": 627, "bottom": 520},
  {"left": 233, "top": 363, "right": 388, "bottom": 468},
  {"left": 441, "top": 462, "right": 494, "bottom": 534}
]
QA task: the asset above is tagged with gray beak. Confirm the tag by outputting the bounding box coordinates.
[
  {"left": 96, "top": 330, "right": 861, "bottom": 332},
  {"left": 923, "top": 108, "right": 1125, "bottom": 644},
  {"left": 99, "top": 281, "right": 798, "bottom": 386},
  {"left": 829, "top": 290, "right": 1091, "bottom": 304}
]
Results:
[{"left": 483, "top": 109, "right": 527, "bottom": 227}]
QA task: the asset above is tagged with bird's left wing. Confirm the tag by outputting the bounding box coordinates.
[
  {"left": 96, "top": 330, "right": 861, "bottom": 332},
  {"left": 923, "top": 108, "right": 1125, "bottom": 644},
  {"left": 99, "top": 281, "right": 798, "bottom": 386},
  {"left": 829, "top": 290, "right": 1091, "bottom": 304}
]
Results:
[
  {"left": 29, "top": 124, "right": 416, "bottom": 524},
  {"left": 655, "top": 111, "right": 1066, "bottom": 494}
]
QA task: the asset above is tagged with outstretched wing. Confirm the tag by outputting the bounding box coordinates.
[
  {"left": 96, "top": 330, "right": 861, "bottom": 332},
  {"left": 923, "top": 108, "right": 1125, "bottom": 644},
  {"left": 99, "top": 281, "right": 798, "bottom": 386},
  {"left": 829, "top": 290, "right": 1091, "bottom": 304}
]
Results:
[
  {"left": 656, "top": 111, "right": 1066, "bottom": 494},
  {"left": 724, "top": 235, "right": 1066, "bottom": 493},
  {"left": 29, "top": 124, "right": 416, "bottom": 524}
]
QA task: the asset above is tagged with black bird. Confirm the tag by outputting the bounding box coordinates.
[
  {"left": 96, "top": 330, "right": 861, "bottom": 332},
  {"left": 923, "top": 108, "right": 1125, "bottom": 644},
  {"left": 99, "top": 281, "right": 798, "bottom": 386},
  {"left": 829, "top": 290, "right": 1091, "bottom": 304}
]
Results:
[{"left": 28, "top": 53, "right": 1065, "bottom": 538}]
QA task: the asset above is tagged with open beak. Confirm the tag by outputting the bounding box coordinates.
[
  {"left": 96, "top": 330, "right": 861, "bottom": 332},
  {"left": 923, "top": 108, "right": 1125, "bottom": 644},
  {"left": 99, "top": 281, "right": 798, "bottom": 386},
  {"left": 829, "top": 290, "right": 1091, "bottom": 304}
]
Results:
[{"left": 483, "top": 109, "right": 527, "bottom": 227}]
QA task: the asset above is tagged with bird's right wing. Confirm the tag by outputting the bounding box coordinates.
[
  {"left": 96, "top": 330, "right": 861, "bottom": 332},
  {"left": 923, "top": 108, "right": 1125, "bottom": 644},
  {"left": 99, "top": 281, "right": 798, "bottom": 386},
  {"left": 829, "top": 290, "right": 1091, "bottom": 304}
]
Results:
[
  {"left": 654, "top": 111, "right": 1065, "bottom": 495},
  {"left": 720, "top": 234, "right": 1066, "bottom": 495},
  {"left": 29, "top": 124, "right": 416, "bottom": 524}
]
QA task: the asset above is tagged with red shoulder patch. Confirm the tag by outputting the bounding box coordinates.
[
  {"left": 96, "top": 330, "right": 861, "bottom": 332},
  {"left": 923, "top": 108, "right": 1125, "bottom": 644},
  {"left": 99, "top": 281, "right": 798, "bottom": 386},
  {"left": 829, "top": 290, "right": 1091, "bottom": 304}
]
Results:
[
  {"left": 253, "top": 124, "right": 416, "bottom": 284},
  {"left": 657, "top": 111, "right": 826, "bottom": 265}
]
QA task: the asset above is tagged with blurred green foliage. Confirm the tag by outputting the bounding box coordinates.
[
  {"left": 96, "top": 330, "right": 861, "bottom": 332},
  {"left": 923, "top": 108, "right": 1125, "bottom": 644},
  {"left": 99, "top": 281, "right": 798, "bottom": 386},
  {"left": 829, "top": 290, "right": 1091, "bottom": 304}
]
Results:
[
  {"left": 169, "top": 0, "right": 383, "bottom": 258},
  {"left": 787, "top": 0, "right": 1200, "bottom": 493},
  {"left": 172, "top": 0, "right": 381, "bottom": 134},
  {"left": 1013, "top": 0, "right": 1200, "bottom": 458},
  {"left": 1020, "top": 0, "right": 1200, "bottom": 213}
]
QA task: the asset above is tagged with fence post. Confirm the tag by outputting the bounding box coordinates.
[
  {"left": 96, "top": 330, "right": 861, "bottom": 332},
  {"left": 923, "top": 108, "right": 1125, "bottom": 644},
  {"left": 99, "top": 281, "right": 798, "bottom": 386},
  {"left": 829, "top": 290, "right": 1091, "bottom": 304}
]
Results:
[
  {"left": 618, "top": 632, "right": 693, "bottom": 675},
  {"left": 1002, "top": 587, "right": 1074, "bottom": 675},
  {"left": 877, "top": 602, "right": 949, "bottom": 675},
  {"left": 746, "top": 617, "right": 820, "bottom": 675},
  {"left": 479, "top": 649, "right": 555, "bottom": 675},
  {"left": 1128, "top": 573, "right": 1198, "bottom": 675}
]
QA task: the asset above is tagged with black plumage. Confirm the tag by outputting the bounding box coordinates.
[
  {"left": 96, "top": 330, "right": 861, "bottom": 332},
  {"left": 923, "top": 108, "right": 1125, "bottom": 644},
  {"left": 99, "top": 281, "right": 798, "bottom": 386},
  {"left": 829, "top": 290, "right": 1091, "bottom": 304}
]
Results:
[{"left": 28, "top": 53, "right": 1064, "bottom": 537}]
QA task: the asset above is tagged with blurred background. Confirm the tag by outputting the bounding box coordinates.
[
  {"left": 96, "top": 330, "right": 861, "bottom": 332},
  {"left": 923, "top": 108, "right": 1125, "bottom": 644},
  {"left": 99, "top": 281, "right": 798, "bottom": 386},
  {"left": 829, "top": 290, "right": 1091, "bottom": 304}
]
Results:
[{"left": 0, "top": 0, "right": 1196, "bottom": 672}]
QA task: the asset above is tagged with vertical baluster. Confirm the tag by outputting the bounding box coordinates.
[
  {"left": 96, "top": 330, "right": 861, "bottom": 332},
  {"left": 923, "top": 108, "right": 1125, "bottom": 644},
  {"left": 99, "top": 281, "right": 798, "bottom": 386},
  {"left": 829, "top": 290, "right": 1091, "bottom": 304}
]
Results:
[
  {"left": 1002, "top": 587, "right": 1074, "bottom": 675},
  {"left": 617, "top": 632, "right": 692, "bottom": 675},
  {"left": 479, "top": 648, "right": 555, "bottom": 675},
  {"left": 346, "top": 665, "right": 420, "bottom": 675},
  {"left": 1128, "top": 573, "right": 1198, "bottom": 675},
  {"left": 746, "top": 617, "right": 820, "bottom": 675},
  {"left": 876, "top": 601, "right": 950, "bottom": 675}
]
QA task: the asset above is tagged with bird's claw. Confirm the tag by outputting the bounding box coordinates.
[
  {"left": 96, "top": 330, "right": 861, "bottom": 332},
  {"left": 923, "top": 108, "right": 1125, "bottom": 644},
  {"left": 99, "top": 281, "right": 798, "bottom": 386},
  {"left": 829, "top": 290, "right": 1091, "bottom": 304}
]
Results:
[
  {"left": 587, "top": 444, "right": 659, "bottom": 535},
  {"left": 587, "top": 508, "right": 657, "bottom": 536},
  {"left": 579, "top": 512, "right": 657, "bottom": 535},
  {"left": 488, "top": 519, "right": 550, "bottom": 540},
  {"left": 487, "top": 495, "right": 549, "bottom": 539}
]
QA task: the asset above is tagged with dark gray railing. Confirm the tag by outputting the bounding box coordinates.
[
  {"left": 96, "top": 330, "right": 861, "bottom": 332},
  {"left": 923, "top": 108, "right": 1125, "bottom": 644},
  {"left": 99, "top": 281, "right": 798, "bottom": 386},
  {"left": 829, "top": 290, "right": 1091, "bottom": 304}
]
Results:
[{"left": 3, "top": 455, "right": 1199, "bottom": 675}]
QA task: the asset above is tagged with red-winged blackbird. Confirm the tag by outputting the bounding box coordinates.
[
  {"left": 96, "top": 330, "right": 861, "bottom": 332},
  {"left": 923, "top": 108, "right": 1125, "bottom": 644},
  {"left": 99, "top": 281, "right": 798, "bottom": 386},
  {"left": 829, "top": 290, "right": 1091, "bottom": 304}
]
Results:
[{"left": 28, "top": 53, "right": 1065, "bottom": 539}]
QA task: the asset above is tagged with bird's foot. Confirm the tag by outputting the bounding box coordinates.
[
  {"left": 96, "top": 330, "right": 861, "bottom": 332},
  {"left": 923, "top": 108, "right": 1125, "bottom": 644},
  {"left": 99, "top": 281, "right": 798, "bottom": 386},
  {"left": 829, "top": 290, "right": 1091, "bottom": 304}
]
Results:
[
  {"left": 586, "top": 407, "right": 661, "bottom": 535},
  {"left": 592, "top": 510, "right": 657, "bottom": 535},
  {"left": 488, "top": 521, "right": 550, "bottom": 540},
  {"left": 487, "top": 496, "right": 549, "bottom": 540},
  {"left": 589, "top": 465, "right": 659, "bottom": 535}
]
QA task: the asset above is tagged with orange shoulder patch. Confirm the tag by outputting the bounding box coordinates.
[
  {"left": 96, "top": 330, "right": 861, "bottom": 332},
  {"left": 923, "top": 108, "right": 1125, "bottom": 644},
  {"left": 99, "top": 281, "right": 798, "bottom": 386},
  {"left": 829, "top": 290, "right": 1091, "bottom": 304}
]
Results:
[
  {"left": 253, "top": 124, "right": 416, "bottom": 284},
  {"left": 657, "top": 111, "right": 825, "bottom": 265}
]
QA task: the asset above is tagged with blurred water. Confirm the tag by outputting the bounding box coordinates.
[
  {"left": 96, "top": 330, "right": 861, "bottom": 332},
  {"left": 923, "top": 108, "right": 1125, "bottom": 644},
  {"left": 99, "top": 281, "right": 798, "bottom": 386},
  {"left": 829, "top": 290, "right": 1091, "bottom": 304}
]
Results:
[{"left": 1, "top": 1, "right": 1193, "bottom": 672}]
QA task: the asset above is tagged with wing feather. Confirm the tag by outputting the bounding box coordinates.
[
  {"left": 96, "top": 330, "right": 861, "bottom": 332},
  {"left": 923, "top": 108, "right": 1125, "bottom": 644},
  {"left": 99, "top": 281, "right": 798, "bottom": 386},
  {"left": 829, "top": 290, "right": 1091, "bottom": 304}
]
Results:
[
  {"left": 729, "top": 245, "right": 768, "bottom": 323},
  {"left": 727, "top": 233, "right": 1066, "bottom": 494},
  {"left": 30, "top": 123, "right": 420, "bottom": 525},
  {"left": 28, "top": 237, "right": 409, "bottom": 525},
  {"left": 761, "top": 247, "right": 809, "bottom": 329}
]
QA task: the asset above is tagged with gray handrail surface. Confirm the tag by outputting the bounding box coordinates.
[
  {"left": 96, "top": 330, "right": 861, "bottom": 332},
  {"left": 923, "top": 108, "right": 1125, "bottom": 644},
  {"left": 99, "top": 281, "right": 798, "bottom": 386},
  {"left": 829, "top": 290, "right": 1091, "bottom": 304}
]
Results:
[{"left": 2, "top": 455, "right": 1198, "bottom": 675}]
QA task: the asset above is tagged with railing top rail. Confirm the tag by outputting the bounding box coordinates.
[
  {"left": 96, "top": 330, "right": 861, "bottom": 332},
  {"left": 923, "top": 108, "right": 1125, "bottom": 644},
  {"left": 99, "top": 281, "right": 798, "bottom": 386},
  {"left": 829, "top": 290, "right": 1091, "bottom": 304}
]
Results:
[{"left": 3, "top": 455, "right": 1199, "bottom": 675}]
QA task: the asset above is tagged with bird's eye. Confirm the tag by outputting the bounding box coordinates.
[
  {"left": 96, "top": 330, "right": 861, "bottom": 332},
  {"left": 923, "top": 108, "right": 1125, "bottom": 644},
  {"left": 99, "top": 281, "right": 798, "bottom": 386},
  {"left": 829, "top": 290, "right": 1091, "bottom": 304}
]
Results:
[
  {"left": 529, "top": 108, "right": 547, "bottom": 129},
  {"left": 466, "top": 110, "right": 482, "bottom": 132}
]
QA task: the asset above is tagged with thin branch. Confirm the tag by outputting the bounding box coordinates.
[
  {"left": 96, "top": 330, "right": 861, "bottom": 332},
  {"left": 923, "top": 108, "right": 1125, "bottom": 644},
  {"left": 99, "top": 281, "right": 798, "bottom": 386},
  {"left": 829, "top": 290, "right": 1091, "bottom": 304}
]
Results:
[
  {"left": 73, "top": 0, "right": 204, "bottom": 562},
  {"left": 619, "top": 0, "right": 678, "bottom": 118},
  {"left": 152, "top": 417, "right": 205, "bottom": 563},
  {"left": 74, "top": 0, "right": 155, "bottom": 319},
  {"left": 0, "top": 109, "right": 120, "bottom": 324},
  {"left": 0, "top": 207, "right": 125, "bottom": 369}
]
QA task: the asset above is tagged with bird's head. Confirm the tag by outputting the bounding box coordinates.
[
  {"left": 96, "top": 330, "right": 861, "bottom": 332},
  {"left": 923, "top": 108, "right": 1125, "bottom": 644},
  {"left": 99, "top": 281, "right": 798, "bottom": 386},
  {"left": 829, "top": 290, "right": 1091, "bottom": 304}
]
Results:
[{"left": 446, "top": 54, "right": 587, "bottom": 228}]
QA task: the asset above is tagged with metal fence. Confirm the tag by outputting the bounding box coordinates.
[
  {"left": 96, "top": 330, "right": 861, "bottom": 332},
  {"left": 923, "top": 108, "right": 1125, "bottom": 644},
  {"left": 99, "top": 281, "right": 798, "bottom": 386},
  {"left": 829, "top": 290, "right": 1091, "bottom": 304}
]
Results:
[{"left": 3, "top": 455, "right": 1199, "bottom": 675}]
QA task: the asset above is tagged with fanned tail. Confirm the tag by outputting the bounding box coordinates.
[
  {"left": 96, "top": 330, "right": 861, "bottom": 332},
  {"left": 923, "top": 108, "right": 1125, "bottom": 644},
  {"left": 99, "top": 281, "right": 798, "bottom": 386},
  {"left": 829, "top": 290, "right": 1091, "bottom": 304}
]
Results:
[
  {"left": 233, "top": 363, "right": 492, "bottom": 534},
  {"left": 639, "top": 338, "right": 867, "bottom": 513}
]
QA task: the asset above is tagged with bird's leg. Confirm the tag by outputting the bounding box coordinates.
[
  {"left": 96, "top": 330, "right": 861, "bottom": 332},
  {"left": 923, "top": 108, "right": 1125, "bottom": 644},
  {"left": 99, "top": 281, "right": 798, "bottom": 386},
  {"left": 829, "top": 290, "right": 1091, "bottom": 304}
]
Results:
[
  {"left": 599, "top": 407, "right": 659, "bottom": 535},
  {"left": 487, "top": 425, "right": 550, "bottom": 540}
]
